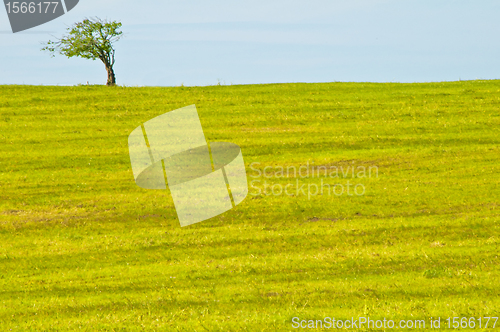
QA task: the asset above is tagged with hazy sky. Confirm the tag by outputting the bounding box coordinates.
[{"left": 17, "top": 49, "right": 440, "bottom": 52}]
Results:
[{"left": 1, "top": 0, "right": 499, "bottom": 86}]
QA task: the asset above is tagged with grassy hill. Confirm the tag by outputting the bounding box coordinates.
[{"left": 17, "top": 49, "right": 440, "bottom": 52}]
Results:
[{"left": 0, "top": 81, "right": 499, "bottom": 330}]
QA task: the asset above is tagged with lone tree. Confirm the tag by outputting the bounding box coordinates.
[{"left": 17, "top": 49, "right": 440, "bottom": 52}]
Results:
[{"left": 42, "top": 18, "right": 123, "bottom": 86}]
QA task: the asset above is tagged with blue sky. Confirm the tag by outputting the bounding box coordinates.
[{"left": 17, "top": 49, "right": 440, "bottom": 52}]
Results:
[{"left": 1, "top": 0, "right": 499, "bottom": 86}]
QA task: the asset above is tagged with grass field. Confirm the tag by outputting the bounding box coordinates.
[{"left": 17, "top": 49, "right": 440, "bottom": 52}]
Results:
[{"left": 0, "top": 81, "right": 499, "bottom": 331}]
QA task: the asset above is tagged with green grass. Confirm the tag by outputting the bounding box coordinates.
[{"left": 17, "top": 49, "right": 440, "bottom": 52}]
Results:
[{"left": 0, "top": 81, "right": 499, "bottom": 331}]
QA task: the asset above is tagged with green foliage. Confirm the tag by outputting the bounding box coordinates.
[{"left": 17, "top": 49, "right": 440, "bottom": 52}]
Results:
[
  {"left": 42, "top": 18, "right": 122, "bottom": 63},
  {"left": 0, "top": 81, "right": 499, "bottom": 330}
]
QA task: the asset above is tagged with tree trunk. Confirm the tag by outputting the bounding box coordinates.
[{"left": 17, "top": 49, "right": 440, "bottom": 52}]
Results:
[{"left": 106, "top": 65, "right": 116, "bottom": 86}]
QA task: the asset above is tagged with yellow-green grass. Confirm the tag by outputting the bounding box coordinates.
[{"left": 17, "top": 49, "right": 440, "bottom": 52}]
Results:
[{"left": 0, "top": 81, "right": 499, "bottom": 330}]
